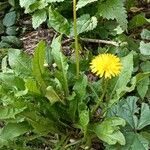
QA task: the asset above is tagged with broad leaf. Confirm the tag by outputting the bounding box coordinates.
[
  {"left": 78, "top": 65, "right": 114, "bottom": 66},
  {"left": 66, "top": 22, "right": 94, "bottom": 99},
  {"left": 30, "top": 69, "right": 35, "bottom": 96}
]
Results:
[
  {"left": 140, "top": 41, "right": 150, "bottom": 56},
  {"left": 135, "top": 72, "right": 150, "bottom": 83},
  {"left": 108, "top": 96, "right": 150, "bottom": 130},
  {"left": 8, "top": 49, "right": 32, "bottom": 77},
  {"left": 0, "top": 122, "right": 30, "bottom": 148},
  {"left": 107, "top": 96, "right": 139, "bottom": 129},
  {"left": 140, "top": 61, "right": 150, "bottom": 72},
  {"left": 137, "top": 77, "right": 149, "bottom": 99},
  {"left": 137, "top": 103, "right": 150, "bottom": 130},
  {"left": 25, "top": 0, "right": 48, "bottom": 13},
  {"left": 0, "top": 106, "right": 26, "bottom": 120},
  {"left": 73, "top": 75, "right": 88, "bottom": 102},
  {"left": 67, "top": 92, "right": 77, "bottom": 122},
  {"left": 25, "top": 78, "right": 41, "bottom": 94},
  {"left": 92, "top": 117, "right": 126, "bottom": 145},
  {"left": 76, "top": 0, "right": 98, "bottom": 10},
  {"left": 79, "top": 109, "right": 89, "bottom": 132},
  {"left": 48, "top": 7, "right": 70, "bottom": 35},
  {"left": 32, "top": 9, "right": 47, "bottom": 29},
  {"left": 108, "top": 53, "right": 134, "bottom": 106},
  {"left": 128, "top": 13, "right": 150, "bottom": 29},
  {"left": 123, "top": 133, "right": 149, "bottom": 150},
  {"left": 70, "top": 14, "right": 97, "bottom": 36},
  {"left": 98, "top": 0, "right": 127, "bottom": 31},
  {"left": 46, "top": 0, "right": 64, "bottom": 2},
  {"left": 51, "top": 35, "right": 69, "bottom": 96},
  {"left": 23, "top": 111, "right": 60, "bottom": 134},
  {"left": 19, "top": 0, "right": 36, "bottom": 8},
  {"left": 19, "top": 0, "right": 36, "bottom": 13},
  {"left": 106, "top": 133, "right": 149, "bottom": 150},
  {"left": 45, "top": 86, "right": 63, "bottom": 105},
  {"left": 32, "top": 41, "right": 46, "bottom": 91},
  {"left": 141, "top": 29, "right": 150, "bottom": 40},
  {"left": 0, "top": 73, "right": 25, "bottom": 91},
  {"left": 1, "top": 36, "right": 22, "bottom": 47},
  {"left": 3, "top": 11, "right": 16, "bottom": 27},
  {"left": 1, "top": 56, "right": 8, "bottom": 73},
  {"left": 6, "top": 26, "right": 17, "bottom": 36}
]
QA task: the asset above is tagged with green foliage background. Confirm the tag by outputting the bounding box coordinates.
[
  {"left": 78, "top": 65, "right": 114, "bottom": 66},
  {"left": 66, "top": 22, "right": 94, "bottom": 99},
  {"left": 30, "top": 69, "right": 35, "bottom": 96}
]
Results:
[{"left": 0, "top": 0, "right": 150, "bottom": 149}]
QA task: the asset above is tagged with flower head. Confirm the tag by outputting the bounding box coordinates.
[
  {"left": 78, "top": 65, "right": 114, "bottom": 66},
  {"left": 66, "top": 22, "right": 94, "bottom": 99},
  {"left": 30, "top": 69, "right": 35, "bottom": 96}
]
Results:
[{"left": 90, "top": 53, "right": 122, "bottom": 79}]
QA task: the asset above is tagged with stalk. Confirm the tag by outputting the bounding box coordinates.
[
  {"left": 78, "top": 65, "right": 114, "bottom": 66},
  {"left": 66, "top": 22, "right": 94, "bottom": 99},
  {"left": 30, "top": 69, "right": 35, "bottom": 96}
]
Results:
[
  {"left": 91, "top": 79, "right": 108, "bottom": 115},
  {"left": 73, "top": 0, "right": 80, "bottom": 79}
]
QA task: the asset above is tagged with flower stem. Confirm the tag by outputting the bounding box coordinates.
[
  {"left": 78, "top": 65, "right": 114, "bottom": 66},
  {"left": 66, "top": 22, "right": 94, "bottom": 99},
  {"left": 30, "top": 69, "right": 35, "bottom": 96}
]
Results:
[
  {"left": 91, "top": 79, "right": 108, "bottom": 115},
  {"left": 73, "top": 0, "right": 80, "bottom": 79}
]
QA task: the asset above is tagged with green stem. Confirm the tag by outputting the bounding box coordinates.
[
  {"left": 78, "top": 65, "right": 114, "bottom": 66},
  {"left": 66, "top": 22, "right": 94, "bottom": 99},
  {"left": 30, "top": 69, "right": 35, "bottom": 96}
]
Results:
[
  {"left": 73, "top": 0, "right": 80, "bottom": 79},
  {"left": 91, "top": 79, "right": 108, "bottom": 115}
]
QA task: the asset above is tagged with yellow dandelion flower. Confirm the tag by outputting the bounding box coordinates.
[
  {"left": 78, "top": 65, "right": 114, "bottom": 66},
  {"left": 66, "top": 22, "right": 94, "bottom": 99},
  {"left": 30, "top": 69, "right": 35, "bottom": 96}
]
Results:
[{"left": 90, "top": 53, "right": 122, "bottom": 79}]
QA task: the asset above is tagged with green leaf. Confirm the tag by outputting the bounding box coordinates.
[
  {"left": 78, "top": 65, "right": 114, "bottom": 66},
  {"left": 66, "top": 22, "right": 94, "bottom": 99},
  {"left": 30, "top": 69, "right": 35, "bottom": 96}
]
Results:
[
  {"left": 45, "top": 86, "right": 63, "bottom": 105},
  {"left": 118, "top": 34, "right": 139, "bottom": 51},
  {"left": 67, "top": 92, "right": 77, "bottom": 122},
  {"left": 108, "top": 53, "right": 134, "bottom": 105},
  {"left": 128, "top": 13, "right": 150, "bottom": 29},
  {"left": 0, "top": 122, "right": 30, "bottom": 148},
  {"left": 141, "top": 29, "right": 150, "bottom": 40},
  {"left": 19, "top": 0, "right": 36, "bottom": 8},
  {"left": 107, "top": 96, "right": 139, "bottom": 129},
  {"left": 137, "top": 103, "right": 150, "bottom": 130},
  {"left": 0, "top": 41, "right": 11, "bottom": 48},
  {"left": 92, "top": 117, "right": 126, "bottom": 145},
  {"left": 45, "top": 46, "right": 53, "bottom": 65},
  {"left": 25, "top": 78, "right": 41, "bottom": 94},
  {"left": 46, "top": 0, "right": 64, "bottom": 2},
  {"left": 140, "top": 61, "right": 150, "bottom": 72},
  {"left": 1, "top": 56, "right": 9, "bottom": 73},
  {"left": 33, "top": 41, "right": 45, "bottom": 74},
  {"left": 136, "top": 72, "right": 150, "bottom": 83},
  {"left": 32, "top": 9, "right": 47, "bottom": 29},
  {"left": 32, "top": 41, "right": 46, "bottom": 91},
  {"left": 108, "top": 96, "right": 150, "bottom": 130},
  {"left": 15, "top": 89, "right": 28, "bottom": 97},
  {"left": 73, "top": 75, "right": 88, "bottom": 101},
  {"left": 24, "top": 0, "right": 48, "bottom": 13},
  {"left": 141, "top": 132, "right": 150, "bottom": 143},
  {"left": 32, "top": 0, "right": 48, "bottom": 10},
  {"left": 6, "top": 26, "right": 17, "bottom": 35},
  {"left": 70, "top": 14, "right": 97, "bottom": 36},
  {"left": 0, "top": 73, "right": 25, "bottom": 91},
  {"left": 1, "top": 36, "right": 22, "bottom": 47},
  {"left": 0, "top": 106, "right": 26, "bottom": 120},
  {"left": 51, "top": 35, "right": 69, "bottom": 96},
  {"left": 98, "top": 0, "right": 127, "bottom": 30},
  {"left": 48, "top": 7, "right": 70, "bottom": 35},
  {"left": 8, "top": 0, "right": 16, "bottom": 6},
  {"left": 76, "top": 0, "right": 98, "bottom": 10},
  {"left": 8, "top": 49, "right": 32, "bottom": 77},
  {"left": 137, "top": 77, "right": 149, "bottom": 99},
  {"left": 106, "top": 132, "right": 149, "bottom": 150},
  {"left": 1, "top": 56, "right": 8, "bottom": 73},
  {"left": 79, "top": 109, "right": 89, "bottom": 132},
  {"left": 140, "top": 41, "right": 150, "bottom": 56},
  {"left": 3, "top": 11, "right": 16, "bottom": 27},
  {"left": 23, "top": 111, "right": 60, "bottom": 134},
  {"left": 122, "top": 133, "right": 149, "bottom": 150}
]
